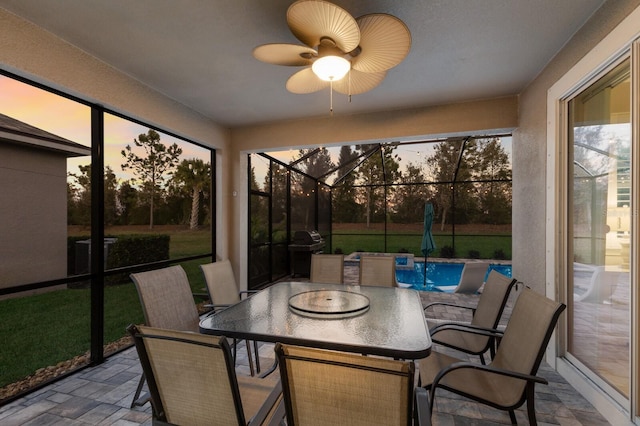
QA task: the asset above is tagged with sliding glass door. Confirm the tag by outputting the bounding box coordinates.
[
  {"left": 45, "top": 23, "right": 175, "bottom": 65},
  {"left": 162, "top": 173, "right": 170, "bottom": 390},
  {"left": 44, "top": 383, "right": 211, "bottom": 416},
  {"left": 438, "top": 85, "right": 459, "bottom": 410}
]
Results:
[{"left": 567, "top": 58, "right": 631, "bottom": 400}]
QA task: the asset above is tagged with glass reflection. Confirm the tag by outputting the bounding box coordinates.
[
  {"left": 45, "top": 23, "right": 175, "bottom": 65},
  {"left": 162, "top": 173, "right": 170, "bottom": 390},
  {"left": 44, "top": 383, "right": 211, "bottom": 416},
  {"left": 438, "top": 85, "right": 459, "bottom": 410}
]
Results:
[{"left": 568, "top": 59, "right": 630, "bottom": 398}]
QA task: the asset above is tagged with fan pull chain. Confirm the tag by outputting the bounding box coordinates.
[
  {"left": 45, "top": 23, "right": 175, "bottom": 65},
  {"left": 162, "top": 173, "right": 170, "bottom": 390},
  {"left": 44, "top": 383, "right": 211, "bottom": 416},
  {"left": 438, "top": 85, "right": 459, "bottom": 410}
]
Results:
[
  {"left": 330, "top": 80, "right": 334, "bottom": 116},
  {"left": 348, "top": 71, "right": 352, "bottom": 103}
]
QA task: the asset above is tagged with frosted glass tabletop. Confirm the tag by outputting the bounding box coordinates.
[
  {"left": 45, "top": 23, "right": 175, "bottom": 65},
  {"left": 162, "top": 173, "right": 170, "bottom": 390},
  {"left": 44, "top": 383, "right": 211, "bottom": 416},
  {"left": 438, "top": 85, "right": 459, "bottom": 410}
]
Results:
[{"left": 199, "top": 281, "right": 431, "bottom": 359}]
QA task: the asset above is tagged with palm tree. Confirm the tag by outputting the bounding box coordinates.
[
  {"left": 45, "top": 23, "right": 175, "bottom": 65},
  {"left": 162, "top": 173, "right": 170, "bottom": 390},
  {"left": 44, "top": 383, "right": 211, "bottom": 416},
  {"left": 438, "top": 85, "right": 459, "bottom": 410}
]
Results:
[{"left": 172, "top": 159, "right": 211, "bottom": 229}]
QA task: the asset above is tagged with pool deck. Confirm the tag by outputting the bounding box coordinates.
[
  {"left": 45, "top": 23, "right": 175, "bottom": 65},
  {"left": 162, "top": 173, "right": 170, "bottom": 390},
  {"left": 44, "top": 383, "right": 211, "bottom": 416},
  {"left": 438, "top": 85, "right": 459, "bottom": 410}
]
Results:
[
  {"left": 345, "top": 253, "right": 512, "bottom": 289},
  {"left": 344, "top": 252, "right": 512, "bottom": 267}
]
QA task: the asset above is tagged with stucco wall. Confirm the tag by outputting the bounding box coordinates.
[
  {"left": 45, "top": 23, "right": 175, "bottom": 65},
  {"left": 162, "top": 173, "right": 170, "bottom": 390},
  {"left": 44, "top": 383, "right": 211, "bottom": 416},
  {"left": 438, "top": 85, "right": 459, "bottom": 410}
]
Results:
[
  {"left": 0, "top": 144, "right": 67, "bottom": 291},
  {"left": 231, "top": 97, "right": 518, "bottom": 151},
  {"left": 513, "top": 0, "right": 640, "bottom": 294}
]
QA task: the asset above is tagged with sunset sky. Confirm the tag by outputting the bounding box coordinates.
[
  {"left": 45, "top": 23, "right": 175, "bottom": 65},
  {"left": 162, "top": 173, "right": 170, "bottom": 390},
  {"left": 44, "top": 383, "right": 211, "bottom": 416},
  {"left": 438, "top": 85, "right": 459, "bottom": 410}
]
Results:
[
  {"left": 1, "top": 74, "right": 513, "bottom": 187},
  {"left": 0, "top": 75, "right": 210, "bottom": 184}
]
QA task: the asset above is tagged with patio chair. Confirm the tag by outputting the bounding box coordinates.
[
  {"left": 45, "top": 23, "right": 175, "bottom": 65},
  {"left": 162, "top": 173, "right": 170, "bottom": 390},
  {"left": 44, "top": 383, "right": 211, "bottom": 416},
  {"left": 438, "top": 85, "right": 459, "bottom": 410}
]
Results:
[
  {"left": 275, "top": 343, "right": 430, "bottom": 426},
  {"left": 128, "top": 324, "right": 284, "bottom": 426},
  {"left": 434, "top": 262, "right": 490, "bottom": 293},
  {"left": 575, "top": 265, "right": 621, "bottom": 304},
  {"left": 425, "top": 270, "right": 517, "bottom": 364},
  {"left": 201, "top": 260, "right": 261, "bottom": 376},
  {"left": 310, "top": 253, "right": 344, "bottom": 284},
  {"left": 129, "top": 264, "right": 201, "bottom": 408},
  {"left": 359, "top": 255, "right": 396, "bottom": 287},
  {"left": 419, "top": 287, "right": 566, "bottom": 425}
]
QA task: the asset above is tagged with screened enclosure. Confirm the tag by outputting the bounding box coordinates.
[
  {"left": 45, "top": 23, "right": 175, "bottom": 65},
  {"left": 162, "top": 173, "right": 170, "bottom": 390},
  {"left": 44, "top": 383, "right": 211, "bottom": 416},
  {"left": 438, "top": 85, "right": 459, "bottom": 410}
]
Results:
[
  {"left": 0, "top": 71, "right": 216, "bottom": 401},
  {"left": 248, "top": 136, "right": 512, "bottom": 289}
]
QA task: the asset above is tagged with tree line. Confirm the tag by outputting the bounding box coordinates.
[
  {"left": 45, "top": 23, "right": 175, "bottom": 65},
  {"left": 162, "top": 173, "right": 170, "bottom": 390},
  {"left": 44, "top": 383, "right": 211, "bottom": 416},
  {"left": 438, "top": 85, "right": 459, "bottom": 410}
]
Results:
[
  {"left": 259, "top": 138, "right": 512, "bottom": 230},
  {"left": 67, "top": 129, "right": 211, "bottom": 229}
]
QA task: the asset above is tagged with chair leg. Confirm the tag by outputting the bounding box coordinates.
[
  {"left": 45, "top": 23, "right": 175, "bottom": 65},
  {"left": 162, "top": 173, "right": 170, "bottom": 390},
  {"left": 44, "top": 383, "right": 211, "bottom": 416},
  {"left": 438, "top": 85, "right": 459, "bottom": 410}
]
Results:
[
  {"left": 130, "top": 373, "right": 149, "bottom": 408},
  {"left": 508, "top": 410, "right": 517, "bottom": 424},
  {"left": 526, "top": 383, "right": 538, "bottom": 425},
  {"left": 233, "top": 338, "right": 259, "bottom": 376},
  {"left": 246, "top": 340, "right": 256, "bottom": 376},
  {"left": 252, "top": 340, "right": 261, "bottom": 374},
  {"left": 232, "top": 338, "right": 238, "bottom": 363},
  {"left": 414, "top": 387, "right": 431, "bottom": 426},
  {"left": 479, "top": 353, "right": 486, "bottom": 365}
]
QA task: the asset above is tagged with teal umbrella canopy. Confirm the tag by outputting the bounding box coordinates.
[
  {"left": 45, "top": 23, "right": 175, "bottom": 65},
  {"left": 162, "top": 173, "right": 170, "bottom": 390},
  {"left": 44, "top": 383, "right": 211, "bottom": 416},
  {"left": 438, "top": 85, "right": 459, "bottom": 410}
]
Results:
[{"left": 421, "top": 202, "right": 436, "bottom": 256}]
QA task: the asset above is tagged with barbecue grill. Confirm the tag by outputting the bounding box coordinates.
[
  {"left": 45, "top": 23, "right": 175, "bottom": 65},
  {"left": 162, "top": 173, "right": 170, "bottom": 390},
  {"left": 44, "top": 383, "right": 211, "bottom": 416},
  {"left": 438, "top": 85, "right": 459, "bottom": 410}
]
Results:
[{"left": 288, "top": 230, "right": 325, "bottom": 277}]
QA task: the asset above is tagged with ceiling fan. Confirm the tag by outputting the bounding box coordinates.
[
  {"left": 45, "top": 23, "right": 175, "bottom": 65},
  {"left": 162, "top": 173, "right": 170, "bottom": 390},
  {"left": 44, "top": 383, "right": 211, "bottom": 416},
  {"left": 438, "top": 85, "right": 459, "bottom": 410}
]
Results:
[{"left": 253, "top": 0, "right": 411, "bottom": 105}]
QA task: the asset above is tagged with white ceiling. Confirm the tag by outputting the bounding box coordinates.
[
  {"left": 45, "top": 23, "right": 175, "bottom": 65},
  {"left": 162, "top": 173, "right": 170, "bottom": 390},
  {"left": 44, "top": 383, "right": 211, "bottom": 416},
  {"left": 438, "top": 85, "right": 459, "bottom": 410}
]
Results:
[{"left": 0, "top": 0, "right": 606, "bottom": 128}]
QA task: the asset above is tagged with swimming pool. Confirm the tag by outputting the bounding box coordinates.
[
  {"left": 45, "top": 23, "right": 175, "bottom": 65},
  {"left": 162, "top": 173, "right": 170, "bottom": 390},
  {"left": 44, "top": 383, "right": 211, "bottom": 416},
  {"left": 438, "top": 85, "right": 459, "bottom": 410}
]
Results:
[{"left": 396, "top": 262, "right": 512, "bottom": 291}]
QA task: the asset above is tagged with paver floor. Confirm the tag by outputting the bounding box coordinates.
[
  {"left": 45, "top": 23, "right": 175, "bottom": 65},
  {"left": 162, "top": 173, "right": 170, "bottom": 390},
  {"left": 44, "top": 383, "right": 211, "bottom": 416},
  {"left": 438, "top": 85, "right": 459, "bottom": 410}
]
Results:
[{"left": 0, "top": 264, "right": 611, "bottom": 425}]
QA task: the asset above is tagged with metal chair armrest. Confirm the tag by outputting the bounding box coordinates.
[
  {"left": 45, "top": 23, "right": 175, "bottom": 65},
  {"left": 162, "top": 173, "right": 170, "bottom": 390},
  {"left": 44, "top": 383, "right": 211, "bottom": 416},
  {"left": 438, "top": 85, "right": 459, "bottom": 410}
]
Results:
[
  {"left": 430, "top": 323, "right": 504, "bottom": 338},
  {"left": 192, "top": 291, "right": 209, "bottom": 300},
  {"left": 432, "top": 361, "right": 548, "bottom": 390},
  {"left": 424, "top": 301, "right": 476, "bottom": 315},
  {"left": 428, "top": 361, "right": 548, "bottom": 415},
  {"left": 202, "top": 303, "right": 233, "bottom": 312}
]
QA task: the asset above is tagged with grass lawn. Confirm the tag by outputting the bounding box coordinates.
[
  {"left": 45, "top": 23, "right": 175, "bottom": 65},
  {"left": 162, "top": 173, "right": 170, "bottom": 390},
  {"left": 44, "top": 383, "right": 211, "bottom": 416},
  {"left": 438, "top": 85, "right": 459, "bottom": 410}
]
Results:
[
  {"left": 332, "top": 231, "right": 511, "bottom": 259},
  {"left": 0, "top": 226, "right": 212, "bottom": 390},
  {"left": 0, "top": 283, "right": 146, "bottom": 388}
]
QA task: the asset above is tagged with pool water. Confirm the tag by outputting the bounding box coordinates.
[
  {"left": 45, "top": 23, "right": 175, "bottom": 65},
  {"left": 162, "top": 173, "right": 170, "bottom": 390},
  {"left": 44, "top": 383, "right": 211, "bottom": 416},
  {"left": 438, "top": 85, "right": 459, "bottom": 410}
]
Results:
[{"left": 396, "top": 262, "right": 512, "bottom": 291}]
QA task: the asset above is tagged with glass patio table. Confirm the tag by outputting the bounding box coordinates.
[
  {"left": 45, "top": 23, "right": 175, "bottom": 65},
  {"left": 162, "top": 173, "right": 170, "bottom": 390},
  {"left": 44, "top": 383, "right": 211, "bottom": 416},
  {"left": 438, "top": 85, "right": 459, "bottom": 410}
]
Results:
[{"left": 199, "top": 281, "right": 431, "bottom": 359}]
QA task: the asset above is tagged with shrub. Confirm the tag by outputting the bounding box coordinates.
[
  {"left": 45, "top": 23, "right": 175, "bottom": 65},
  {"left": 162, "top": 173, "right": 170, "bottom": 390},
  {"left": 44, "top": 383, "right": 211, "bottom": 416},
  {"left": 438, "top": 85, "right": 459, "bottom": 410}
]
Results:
[
  {"left": 105, "top": 234, "right": 170, "bottom": 285},
  {"left": 107, "top": 234, "right": 170, "bottom": 270},
  {"left": 493, "top": 249, "right": 507, "bottom": 260},
  {"left": 439, "top": 245, "right": 455, "bottom": 258},
  {"left": 68, "top": 234, "right": 171, "bottom": 285},
  {"left": 334, "top": 247, "right": 343, "bottom": 254},
  {"left": 468, "top": 250, "right": 480, "bottom": 259}
]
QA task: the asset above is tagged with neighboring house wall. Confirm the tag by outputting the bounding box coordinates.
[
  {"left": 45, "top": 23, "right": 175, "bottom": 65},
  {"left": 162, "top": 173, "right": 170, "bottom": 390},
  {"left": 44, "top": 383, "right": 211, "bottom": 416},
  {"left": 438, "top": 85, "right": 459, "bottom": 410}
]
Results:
[
  {"left": 0, "top": 143, "right": 67, "bottom": 294},
  {"left": 0, "top": 111, "right": 91, "bottom": 297}
]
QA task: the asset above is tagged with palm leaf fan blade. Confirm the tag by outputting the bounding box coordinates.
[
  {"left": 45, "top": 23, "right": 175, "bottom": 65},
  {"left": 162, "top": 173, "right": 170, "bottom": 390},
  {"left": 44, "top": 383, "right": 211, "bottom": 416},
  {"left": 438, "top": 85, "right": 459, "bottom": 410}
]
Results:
[
  {"left": 287, "top": 0, "right": 360, "bottom": 52},
  {"left": 351, "top": 14, "right": 411, "bottom": 73},
  {"left": 286, "top": 68, "right": 330, "bottom": 94},
  {"left": 252, "top": 43, "right": 315, "bottom": 66}
]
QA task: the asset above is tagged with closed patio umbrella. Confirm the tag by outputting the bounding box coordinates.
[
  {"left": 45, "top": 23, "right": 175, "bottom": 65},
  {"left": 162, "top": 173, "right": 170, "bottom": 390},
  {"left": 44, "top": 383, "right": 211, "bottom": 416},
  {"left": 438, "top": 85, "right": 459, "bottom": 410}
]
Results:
[{"left": 421, "top": 202, "right": 436, "bottom": 289}]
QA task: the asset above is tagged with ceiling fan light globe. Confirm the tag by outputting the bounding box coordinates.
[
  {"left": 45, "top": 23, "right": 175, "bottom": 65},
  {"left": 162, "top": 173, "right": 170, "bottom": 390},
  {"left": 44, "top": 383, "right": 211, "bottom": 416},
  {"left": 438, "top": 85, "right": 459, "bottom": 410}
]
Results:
[{"left": 312, "top": 55, "right": 350, "bottom": 81}]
